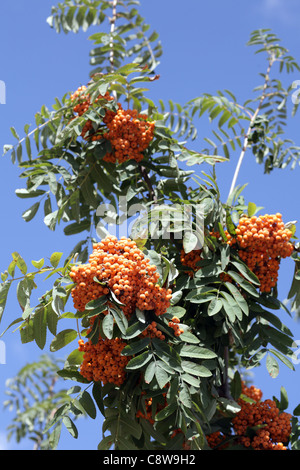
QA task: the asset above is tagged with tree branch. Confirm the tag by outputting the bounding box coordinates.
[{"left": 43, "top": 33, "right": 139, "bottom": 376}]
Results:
[
  {"left": 227, "top": 56, "right": 275, "bottom": 200},
  {"left": 138, "top": 163, "right": 157, "bottom": 204},
  {"left": 109, "top": 0, "right": 118, "bottom": 73}
]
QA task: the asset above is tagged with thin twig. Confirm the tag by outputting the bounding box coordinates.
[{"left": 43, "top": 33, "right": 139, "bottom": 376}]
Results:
[
  {"left": 109, "top": 0, "right": 118, "bottom": 73},
  {"left": 138, "top": 163, "right": 157, "bottom": 204},
  {"left": 227, "top": 56, "right": 275, "bottom": 200}
]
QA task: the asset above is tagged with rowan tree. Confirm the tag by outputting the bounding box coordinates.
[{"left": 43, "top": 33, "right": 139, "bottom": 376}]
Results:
[{"left": 1, "top": 0, "right": 300, "bottom": 450}]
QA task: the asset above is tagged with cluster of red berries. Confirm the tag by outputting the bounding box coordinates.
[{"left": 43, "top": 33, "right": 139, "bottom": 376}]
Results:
[
  {"left": 70, "top": 236, "right": 172, "bottom": 318},
  {"left": 180, "top": 214, "right": 294, "bottom": 293},
  {"left": 206, "top": 382, "right": 292, "bottom": 450},
  {"left": 180, "top": 248, "right": 202, "bottom": 277},
  {"left": 140, "top": 321, "right": 166, "bottom": 341},
  {"left": 70, "top": 85, "right": 155, "bottom": 163},
  {"left": 232, "top": 382, "right": 292, "bottom": 450},
  {"left": 103, "top": 108, "right": 155, "bottom": 163},
  {"left": 78, "top": 331, "right": 129, "bottom": 386},
  {"left": 70, "top": 236, "right": 173, "bottom": 385},
  {"left": 227, "top": 213, "right": 294, "bottom": 292}
]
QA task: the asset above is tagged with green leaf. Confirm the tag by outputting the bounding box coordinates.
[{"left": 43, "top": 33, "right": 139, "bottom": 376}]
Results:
[
  {"left": 121, "top": 337, "right": 150, "bottom": 356},
  {"left": 269, "top": 348, "right": 295, "bottom": 371},
  {"left": 22, "top": 201, "right": 40, "bottom": 222},
  {"left": 102, "top": 312, "right": 114, "bottom": 339},
  {"left": 154, "top": 363, "right": 170, "bottom": 388},
  {"left": 57, "top": 369, "right": 90, "bottom": 383},
  {"left": 207, "top": 297, "right": 222, "bottom": 316},
  {"left": 0, "top": 281, "right": 12, "bottom": 323},
  {"left": 144, "top": 361, "right": 156, "bottom": 384},
  {"left": 20, "top": 319, "right": 34, "bottom": 344},
  {"left": 50, "top": 329, "right": 78, "bottom": 351},
  {"left": 220, "top": 291, "right": 239, "bottom": 322},
  {"left": 155, "top": 402, "right": 177, "bottom": 421},
  {"left": 152, "top": 338, "right": 182, "bottom": 370},
  {"left": 225, "top": 210, "right": 236, "bottom": 236},
  {"left": 12, "top": 252, "right": 27, "bottom": 275},
  {"left": 15, "top": 188, "right": 45, "bottom": 198},
  {"left": 92, "top": 382, "right": 105, "bottom": 415},
  {"left": 230, "top": 259, "right": 260, "bottom": 285},
  {"left": 81, "top": 175, "right": 98, "bottom": 208},
  {"left": 181, "top": 373, "right": 200, "bottom": 388},
  {"left": 227, "top": 270, "right": 260, "bottom": 297},
  {"left": 110, "top": 307, "right": 128, "bottom": 335},
  {"left": 183, "top": 232, "right": 198, "bottom": 253},
  {"left": 16, "top": 278, "right": 32, "bottom": 310},
  {"left": 33, "top": 307, "right": 47, "bottom": 350},
  {"left": 186, "top": 291, "right": 216, "bottom": 304},
  {"left": 247, "top": 202, "right": 257, "bottom": 217},
  {"left": 166, "top": 306, "right": 186, "bottom": 318},
  {"left": 78, "top": 391, "right": 97, "bottom": 419},
  {"left": 48, "top": 422, "right": 62, "bottom": 450},
  {"left": 179, "top": 344, "right": 217, "bottom": 359},
  {"left": 65, "top": 348, "right": 84, "bottom": 369},
  {"left": 64, "top": 219, "right": 91, "bottom": 235},
  {"left": 62, "top": 416, "right": 78, "bottom": 439},
  {"left": 178, "top": 330, "right": 200, "bottom": 344},
  {"left": 224, "top": 282, "right": 249, "bottom": 316},
  {"left": 10, "top": 126, "right": 20, "bottom": 140},
  {"left": 119, "top": 415, "right": 142, "bottom": 440},
  {"left": 123, "top": 320, "right": 148, "bottom": 339},
  {"left": 31, "top": 258, "right": 44, "bottom": 269},
  {"left": 230, "top": 370, "right": 242, "bottom": 400},
  {"left": 126, "top": 350, "right": 153, "bottom": 370},
  {"left": 266, "top": 353, "right": 279, "bottom": 378},
  {"left": 85, "top": 295, "right": 107, "bottom": 310},
  {"left": 179, "top": 381, "right": 192, "bottom": 408},
  {"left": 181, "top": 360, "right": 212, "bottom": 377},
  {"left": 50, "top": 252, "right": 63, "bottom": 268},
  {"left": 279, "top": 386, "right": 289, "bottom": 411},
  {"left": 98, "top": 435, "right": 113, "bottom": 450}
]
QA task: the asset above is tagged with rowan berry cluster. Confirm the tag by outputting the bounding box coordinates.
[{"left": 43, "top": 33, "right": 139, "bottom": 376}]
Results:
[
  {"left": 180, "top": 248, "right": 202, "bottom": 277},
  {"left": 78, "top": 333, "right": 129, "bottom": 386},
  {"left": 70, "top": 86, "right": 115, "bottom": 140},
  {"left": 205, "top": 431, "right": 228, "bottom": 450},
  {"left": 227, "top": 213, "right": 294, "bottom": 292},
  {"left": 70, "top": 85, "right": 90, "bottom": 116},
  {"left": 181, "top": 214, "right": 294, "bottom": 293},
  {"left": 136, "top": 396, "right": 155, "bottom": 424},
  {"left": 70, "top": 85, "right": 155, "bottom": 162},
  {"left": 168, "top": 316, "right": 184, "bottom": 336},
  {"left": 140, "top": 321, "right": 166, "bottom": 340},
  {"left": 103, "top": 108, "right": 155, "bottom": 164},
  {"left": 206, "top": 382, "right": 292, "bottom": 450},
  {"left": 70, "top": 237, "right": 173, "bottom": 385},
  {"left": 70, "top": 236, "right": 172, "bottom": 318},
  {"left": 232, "top": 382, "right": 292, "bottom": 450}
]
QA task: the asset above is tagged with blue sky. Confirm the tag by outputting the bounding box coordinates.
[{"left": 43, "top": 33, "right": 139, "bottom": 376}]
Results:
[{"left": 1, "top": 0, "right": 300, "bottom": 450}]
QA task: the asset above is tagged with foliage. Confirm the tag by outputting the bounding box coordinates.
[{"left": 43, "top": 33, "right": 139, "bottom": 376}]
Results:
[
  {"left": 4, "top": 354, "right": 77, "bottom": 450},
  {"left": 1, "top": 1, "right": 300, "bottom": 451}
]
